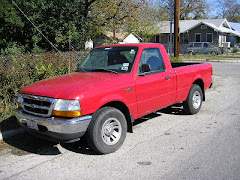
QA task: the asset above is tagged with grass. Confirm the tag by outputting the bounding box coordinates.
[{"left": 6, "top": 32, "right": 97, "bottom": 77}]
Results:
[{"left": 180, "top": 53, "right": 240, "bottom": 61}]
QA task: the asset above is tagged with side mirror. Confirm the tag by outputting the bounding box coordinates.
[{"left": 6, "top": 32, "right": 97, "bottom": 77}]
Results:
[{"left": 141, "top": 64, "right": 151, "bottom": 73}]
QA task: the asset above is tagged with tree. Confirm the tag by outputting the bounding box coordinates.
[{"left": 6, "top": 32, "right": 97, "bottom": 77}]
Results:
[
  {"left": 180, "top": 0, "right": 209, "bottom": 20},
  {"left": 0, "top": 0, "right": 91, "bottom": 52},
  {"left": 158, "top": 0, "right": 210, "bottom": 20},
  {"left": 216, "top": 0, "right": 240, "bottom": 22},
  {"left": 134, "top": 0, "right": 169, "bottom": 42},
  {"left": 88, "top": 0, "right": 145, "bottom": 39}
]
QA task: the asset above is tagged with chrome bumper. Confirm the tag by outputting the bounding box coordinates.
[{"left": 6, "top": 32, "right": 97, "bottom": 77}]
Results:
[{"left": 15, "top": 108, "right": 92, "bottom": 136}]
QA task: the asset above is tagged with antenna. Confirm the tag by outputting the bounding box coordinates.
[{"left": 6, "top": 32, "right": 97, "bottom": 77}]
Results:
[{"left": 11, "top": 0, "right": 59, "bottom": 52}]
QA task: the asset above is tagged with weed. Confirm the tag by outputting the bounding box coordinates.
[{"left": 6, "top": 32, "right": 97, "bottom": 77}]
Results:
[{"left": 0, "top": 51, "right": 87, "bottom": 121}]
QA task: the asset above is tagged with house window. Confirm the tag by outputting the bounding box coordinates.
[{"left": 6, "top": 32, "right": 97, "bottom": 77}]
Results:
[
  {"left": 194, "top": 43, "right": 202, "bottom": 47},
  {"left": 206, "top": 33, "right": 213, "bottom": 43},
  {"left": 183, "top": 34, "right": 188, "bottom": 44},
  {"left": 155, "top": 35, "right": 160, "bottom": 43},
  {"left": 201, "top": 25, "right": 207, "bottom": 29},
  {"left": 168, "top": 34, "right": 174, "bottom": 43},
  {"left": 219, "top": 35, "right": 227, "bottom": 43},
  {"left": 203, "top": 43, "right": 210, "bottom": 47},
  {"left": 195, "top": 33, "right": 201, "bottom": 42}
]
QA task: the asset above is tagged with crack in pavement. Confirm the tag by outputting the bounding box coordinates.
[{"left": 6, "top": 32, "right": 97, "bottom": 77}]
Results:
[{"left": 4, "top": 148, "right": 67, "bottom": 180}]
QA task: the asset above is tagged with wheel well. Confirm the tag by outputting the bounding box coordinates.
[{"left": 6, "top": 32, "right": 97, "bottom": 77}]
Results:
[
  {"left": 193, "top": 79, "right": 205, "bottom": 101},
  {"left": 102, "top": 101, "right": 133, "bottom": 133}
]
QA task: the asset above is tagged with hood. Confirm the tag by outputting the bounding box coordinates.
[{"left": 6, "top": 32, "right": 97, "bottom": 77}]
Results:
[{"left": 20, "top": 72, "right": 119, "bottom": 99}]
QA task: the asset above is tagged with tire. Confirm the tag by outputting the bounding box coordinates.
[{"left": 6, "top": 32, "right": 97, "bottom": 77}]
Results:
[
  {"left": 183, "top": 84, "right": 203, "bottom": 115},
  {"left": 86, "top": 107, "right": 127, "bottom": 154},
  {"left": 188, "top": 51, "right": 194, "bottom": 55},
  {"left": 211, "top": 51, "right": 216, "bottom": 55}
]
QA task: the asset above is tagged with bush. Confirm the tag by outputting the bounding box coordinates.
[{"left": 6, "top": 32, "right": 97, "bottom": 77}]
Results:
[
  {"left": 232, "top": 47, "right": 239, "bottom": 53},
  {"left": 0, "top": 51, "right": 87, "bottom": 121},
  {"left": 170, "top": 56, "right": 182, "bottom": 63}
]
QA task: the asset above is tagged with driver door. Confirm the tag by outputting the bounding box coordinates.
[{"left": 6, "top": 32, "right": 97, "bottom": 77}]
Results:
[{"left": 135, "top": 48, "right": 176, "bottom": 118}]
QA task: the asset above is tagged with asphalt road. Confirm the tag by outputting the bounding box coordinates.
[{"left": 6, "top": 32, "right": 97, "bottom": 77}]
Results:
[{"left": 0, "top": 62, "right": 240, "bottom": 180}]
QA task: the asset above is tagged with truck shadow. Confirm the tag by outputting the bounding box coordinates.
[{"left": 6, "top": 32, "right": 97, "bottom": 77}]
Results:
[
  {"left": 0, "top": 117, "right": 97, "bottom": 155},
  {"left": 2, "top": 130, "right": 97, "bottom": 156},
  {"left": 1, "top": 105, "right": 185, "bottom": 156},
  {"left": 159, "top": 104, "right": 185, "bottom": 115}
]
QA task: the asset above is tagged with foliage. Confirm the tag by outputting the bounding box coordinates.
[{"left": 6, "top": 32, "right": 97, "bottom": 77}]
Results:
[
  {"left": 134, "top": 0, "right": 168, "bottom": 42},
  {"left": 88, "top": 0, "right": 145, "bottom": 38},
  {"left": 170, "top": 56, "right": 182, "bottom": 63},
  {"left": 0, "top": 51, "right": 87, "bottom": 120},
  {"left": 0, "top": 0, "right": 91, "bottom": 52},
  {"left": 216, "top": 0, "right": 240, "bottom": 22},
  {"left": 102, "top": 39, "right": 119, "bottom": 46},
  {"left": 158, "top": 0, "right": 210, "bottom": 20},
  {"left": 180, "top": 0, "right": 209, "bottom": 19},
  {"left": 232, "top": 47, "right": 239, "bottom": 53}
]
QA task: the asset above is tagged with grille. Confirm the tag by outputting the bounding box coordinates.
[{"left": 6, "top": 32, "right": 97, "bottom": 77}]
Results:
[{"left": 21, "top": 94, "right": 56, "bottom": 117}]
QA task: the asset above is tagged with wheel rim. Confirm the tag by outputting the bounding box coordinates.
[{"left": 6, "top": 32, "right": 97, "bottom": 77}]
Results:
[
  {"left": 101, "top": 118, "right": 122, "bottom": 145},
  {"left": 192, "top": 91, "right": 201, "bottom": 109}
]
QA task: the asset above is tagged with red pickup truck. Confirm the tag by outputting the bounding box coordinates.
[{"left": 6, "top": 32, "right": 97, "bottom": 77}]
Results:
[{"left": 16, "top": 43, "right": 212, "bottom": 154}]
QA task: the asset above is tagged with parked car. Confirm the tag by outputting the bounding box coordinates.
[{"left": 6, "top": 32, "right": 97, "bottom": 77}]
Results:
[
  {"left": 16, "top": 43, "right": 213, "bottom": 154},
  {"left": 187, "top": 42, "right": 220, "bottom": 55}
]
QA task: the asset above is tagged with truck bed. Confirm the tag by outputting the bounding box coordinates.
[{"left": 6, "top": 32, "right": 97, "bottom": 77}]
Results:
[{"left": 171, "top": 62, "right": 202, "bottom": 68}]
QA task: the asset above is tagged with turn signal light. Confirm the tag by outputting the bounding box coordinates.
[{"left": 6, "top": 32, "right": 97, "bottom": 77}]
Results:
[
  {"left": 52, "top": 110, "right": 82, "bottom": 117},
  {"left": 17, "top": 102, "right": 22, "bottom": 109}
]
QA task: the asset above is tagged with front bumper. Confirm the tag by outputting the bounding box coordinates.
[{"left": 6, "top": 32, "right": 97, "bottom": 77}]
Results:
[{"left": 15, "top": 108, "right": 92, "bottom": 142}]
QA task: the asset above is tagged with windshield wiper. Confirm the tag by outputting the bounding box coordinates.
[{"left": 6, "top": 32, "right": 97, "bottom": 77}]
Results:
[
  {"left": 77, "top": 67, "right": 87, "bottom": 73},
  {"left": 91, "top": 68, "right": 119, "bottom": 74}
]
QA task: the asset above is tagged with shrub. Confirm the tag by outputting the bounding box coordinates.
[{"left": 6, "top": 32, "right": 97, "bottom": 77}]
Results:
[
  {"left": 232, "top": 47, "right": 239, "bottom": 53},
  {"left": 0, "top": 51, "right": 87, "bottom": 121},
  {"left": 170, "top": 56, "right": 182, "bottom": 63}
]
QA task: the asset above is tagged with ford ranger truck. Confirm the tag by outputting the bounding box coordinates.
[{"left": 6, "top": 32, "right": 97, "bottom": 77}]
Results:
[{"left": 16, "top": 43, "right": 213, "bottom": 154}]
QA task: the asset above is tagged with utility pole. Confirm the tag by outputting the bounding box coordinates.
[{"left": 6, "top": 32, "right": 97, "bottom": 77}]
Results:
[
  {"left": 174, "top": 0, "right": 180, "bottom": 58},
  {"left": 169, "top": 0, "right": 173, "bottom": 57}
]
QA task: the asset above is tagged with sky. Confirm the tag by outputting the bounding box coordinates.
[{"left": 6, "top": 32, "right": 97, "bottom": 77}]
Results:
[{"left": 206, "top": 0, "right": 240, "bottom": 18}]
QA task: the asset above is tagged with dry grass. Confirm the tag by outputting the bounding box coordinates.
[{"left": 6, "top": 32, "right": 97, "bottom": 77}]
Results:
[{"left": 0, "top": 51, "right": 87, "bottom": 121}]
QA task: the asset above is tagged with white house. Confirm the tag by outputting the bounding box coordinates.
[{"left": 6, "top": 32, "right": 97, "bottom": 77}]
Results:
[{"left": 119, "top": 33, "right": 142, "bottom": 44}]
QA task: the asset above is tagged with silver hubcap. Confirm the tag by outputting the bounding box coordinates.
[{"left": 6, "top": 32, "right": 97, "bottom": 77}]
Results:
[
  {"left": 101, "top": 118, "right": 122, "bottom": 145},
  {"left": 192, "top": 91, "right": 201, "bottom": 109}
]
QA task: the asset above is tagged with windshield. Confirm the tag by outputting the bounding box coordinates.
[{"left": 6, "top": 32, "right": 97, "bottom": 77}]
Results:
[{"left": 78, "top": 46, "right": 138, "bottom": 73}]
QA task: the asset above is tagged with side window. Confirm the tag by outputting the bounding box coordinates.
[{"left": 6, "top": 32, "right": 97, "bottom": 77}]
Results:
[
  {"left": 194, "top": 43, "right": 202, "bottom": 47},
  {"left": 187, "top": 43, "right": 193, "bottom": 47},
  {"left": 204, "top": 43, "right": 209, "bottom": 48},
  {"left": 139, "top": 48, "right": 165, "bottom": 73}
]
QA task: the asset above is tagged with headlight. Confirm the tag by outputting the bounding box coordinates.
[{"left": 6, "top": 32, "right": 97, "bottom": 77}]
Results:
[
  {"left": 53, "top": 99, "right": 82, "bottom": 117},
  {"left": 17, "top": 93, "right": 23, "bottom": 108}
]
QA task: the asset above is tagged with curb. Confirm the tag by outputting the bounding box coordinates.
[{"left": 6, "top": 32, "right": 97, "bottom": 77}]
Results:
[
  {"left": 0, "top": 128, "right": 24, "bottom": 141},
  {"left": 182, "top": 59, "right": 240, "bottom": 63}
]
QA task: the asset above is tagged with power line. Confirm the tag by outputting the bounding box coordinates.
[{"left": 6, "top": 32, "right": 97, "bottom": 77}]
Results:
[{"left": 11, "top": 0, "right": 60, "bottom": 52}]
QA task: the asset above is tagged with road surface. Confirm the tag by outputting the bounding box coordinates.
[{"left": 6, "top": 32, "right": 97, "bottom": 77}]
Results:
[{"left": 0, "top": 62, "right": 240, "bottom": 180}]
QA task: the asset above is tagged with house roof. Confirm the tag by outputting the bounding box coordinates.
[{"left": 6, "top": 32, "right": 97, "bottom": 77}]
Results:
[
  {"left": 156, "top": 19, "right": 240, "bottom": 37},
  {"left": 229, "top": 22, "right": 240, "bottom": 32},
  {"left": 104, "top": 32, "right": 142, "bottom": 42},
  {"left": 105, "top": 32, "right": 128, "bottom": 41}
]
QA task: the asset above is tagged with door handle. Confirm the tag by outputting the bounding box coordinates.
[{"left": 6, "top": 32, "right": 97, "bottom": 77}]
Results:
[{"left": 165, "top": 76, "right": 171, "bottom": 80}]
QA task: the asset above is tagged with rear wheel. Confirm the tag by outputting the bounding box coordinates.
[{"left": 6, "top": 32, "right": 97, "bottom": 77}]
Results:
[
  {"left": 183, "top": 84, "right": 203, "bottom": 115},
  {"left": 86, "top": 107, "right": 127, "bottom": 154},
  {"left": 211, "top": 51, "right": 216, "bottom": 55}
]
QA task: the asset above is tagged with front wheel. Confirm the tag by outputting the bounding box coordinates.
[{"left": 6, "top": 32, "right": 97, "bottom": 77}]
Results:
[
  {"left": 183, "top": 84, "right": 203, "bottom": 115},
  {"left": 86, "top": 107, "right": 127, "bottom": 154}
]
